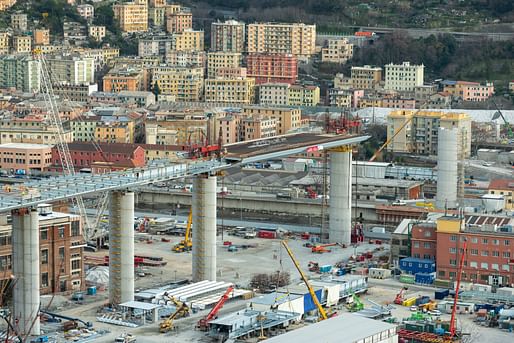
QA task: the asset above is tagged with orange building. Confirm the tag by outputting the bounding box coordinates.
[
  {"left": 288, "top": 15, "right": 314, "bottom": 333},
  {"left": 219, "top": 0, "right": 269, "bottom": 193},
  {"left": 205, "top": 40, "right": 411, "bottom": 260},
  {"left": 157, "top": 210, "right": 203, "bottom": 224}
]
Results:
[
  {"left": 166, "top": 10, "right": 192, "bottom": 33},
  {"left": 0, "top": 143, "right": 52, "bottom": 174},
  {"left": 103, "top": 66, "right": 145, "bottom": 93},
  {"left": 34, "top": 29, "right": 50, "bottom": 45}
]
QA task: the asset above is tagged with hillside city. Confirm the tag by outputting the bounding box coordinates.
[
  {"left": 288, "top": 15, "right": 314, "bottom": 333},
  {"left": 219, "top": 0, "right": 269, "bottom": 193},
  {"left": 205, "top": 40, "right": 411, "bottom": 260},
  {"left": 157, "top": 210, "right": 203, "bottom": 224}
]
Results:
[{"left": 0, "top": 0, "right": 511, "bottom": 343}]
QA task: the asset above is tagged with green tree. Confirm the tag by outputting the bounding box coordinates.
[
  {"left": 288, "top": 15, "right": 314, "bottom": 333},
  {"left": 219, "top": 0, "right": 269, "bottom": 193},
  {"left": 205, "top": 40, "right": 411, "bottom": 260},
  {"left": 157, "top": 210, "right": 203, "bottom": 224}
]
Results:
[{"left": 151, "top": 81, "right": 161, "bottom": 101}]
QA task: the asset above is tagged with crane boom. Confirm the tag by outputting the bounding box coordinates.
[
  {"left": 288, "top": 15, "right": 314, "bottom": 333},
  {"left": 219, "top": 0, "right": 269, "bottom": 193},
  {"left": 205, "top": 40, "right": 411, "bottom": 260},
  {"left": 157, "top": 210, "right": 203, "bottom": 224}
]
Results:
[
  {"left": 197, "top": 286, "right": 233, "bottom": 330},
  {"left": 450, "top": 238, "right": 467, "bottom": 339},
  {"left": 281, "top": 240, "right": 327, "bottom": 320},
  {"left": 369, "top": 115, "right": 413, "bottom": 162},
  {"left": 491, "top": 100, "right": 513, "bottom": 139}
]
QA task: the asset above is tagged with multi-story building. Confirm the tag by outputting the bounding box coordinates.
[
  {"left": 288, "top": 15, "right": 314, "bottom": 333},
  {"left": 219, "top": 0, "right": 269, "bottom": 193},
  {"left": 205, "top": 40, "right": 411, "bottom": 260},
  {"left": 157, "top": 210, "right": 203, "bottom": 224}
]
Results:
[
  {"left": 103, "top": 66, "right": 145, "bottom": 93},
  {"left": 0, "top": 55, "right": 41, "bottom": 92},
  {"left": 63, "top": 21, "right": 87, "bottom": 44},
  {"left": 211, "top": 20, "right": 245, "bottom": 53},
  {"left": 54, "top": 83, "right": 98, "bottom": 102},
  {"left": 258, "top": 83, "right": 289, "bottom": 106},
  {"left": 288, "top": 84, "right": 320, "bottom": 107},
  {"left": 243, "top": 106, "right": 302, "bottom": 135},
  {"left": 246, "top": 53, "right": 298, "bottom": 85},
  {"left": 382, "top": 97, "right": 416, "bottom": 109},
  {"left": 88, "top": 26, "right": 106, "bottom": 41},
  {"left": 488, "top": 179, "right": 514, "bottom": 211},
  {"left": 0, "top": 0, "right": 16, "bottom": 11},
  {"left": 10, "top": 12, "right": 27, "bottom": 31},
  {"left": 443, "top": 80, "right": 495, "bottom": 102},
  {"left": 351, "top": 66, "right": 382, "bottom": 90},
  {"left": 0, "top": 117, "right": 73, "bottom": 145},
  {"left": 77, "top": 4, "right": 94, "bottom": 19},
  {"left": 219, "top": 114, "right": 242, "bottom": 144},
  {"left": 45, "top": 53, "right": 95, "bottom": 85},
  {"left": 409, "top": 221, "right": 437, "bottom": 261},
  {"left": 0, "top": 143, "right": 53, "bottom": 174},
  {"left": 95, "top": 122, "right": 133, "bottom": 144},
  {"left": 328, "top": 89, "right": 363, "bottom": 108},
  {"left": 172, "top": 29, "right": 204, "bottom": 52},
  {"left": 204, "top": 77, "right": 255, "bottom": 104},
  {"left": 216, "top": 67, "right": 246, "bottom": 79},
  {"left": 386, "top": 110, "right": 472, "bottom": 157},
  {"left": 166, "top": 10, "right": 192, "bottom": 34},
  {"left": 148, "top": 6, "right": 166, "bottom": 27},
  {"left": 0, "top": 205, "right": 85, "bottom": 295},
  {"left": 70, "top": 116, "right": 100, "bottom": 142},
  {"left": 165, "top": 50, "right": 206, "bottom": 69},
  {"left": 152, "top": 66, "right": 204, "bottom": 102},
  {"left": 384, "top": 62, "right": 424, "bottom": 92},
  {"left": 113, "top": 0, "right": 148, "bottom": 33},
  {"left": 247, "top": 23, "right": 316, "bottom": 59},
  {"left": 138, "top": 36, "right": 173, "bottom": 57},
  {"left": 144, "top": 121, "right": 177, "bottom": 145},
  {"left": 34, "top": 29, "right": 50, "bottom": 45},
  {"left": 358, "top": 95, "right": 383, "bottom": 108},
  {"left": 334, "top": 73, "right": 352, "bottom": 90},
  {"left": 145, "top": 116, "right": 212, "bottom": 145},
  {"left": 321, "top": 38, "right": 353, "bottom": 64},
  {"left": 0, "top": 31, "right": 9, "bottom": 54},
  {"left": 207, "top": 52, "right": 241, "bottom": 78},
  {"left": 242, "top": 116, "right": 277, "bottom": 141},
  {"left": 12, "top": 35, "right": 31, "bottom": 53}
]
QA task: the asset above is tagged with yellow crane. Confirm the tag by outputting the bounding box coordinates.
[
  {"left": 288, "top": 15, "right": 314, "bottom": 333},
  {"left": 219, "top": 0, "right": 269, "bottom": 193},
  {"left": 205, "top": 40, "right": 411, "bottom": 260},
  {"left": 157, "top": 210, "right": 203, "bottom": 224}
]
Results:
[
  {"left": 281, "top": 240, "right": 327, "bottom": 320},
  {"left": 173, "top": 209, "right": 192, "bottom": 252},
  {"left": 159, "top": 298, "right": 190, "bottom": 333}
]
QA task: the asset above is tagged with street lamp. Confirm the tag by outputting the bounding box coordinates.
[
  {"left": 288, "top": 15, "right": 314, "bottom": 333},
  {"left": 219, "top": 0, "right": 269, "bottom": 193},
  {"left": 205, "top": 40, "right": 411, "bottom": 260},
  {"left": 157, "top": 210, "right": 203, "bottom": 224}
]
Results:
[{"left": 174, "top": 270, "right": 177, "bottom": 281}]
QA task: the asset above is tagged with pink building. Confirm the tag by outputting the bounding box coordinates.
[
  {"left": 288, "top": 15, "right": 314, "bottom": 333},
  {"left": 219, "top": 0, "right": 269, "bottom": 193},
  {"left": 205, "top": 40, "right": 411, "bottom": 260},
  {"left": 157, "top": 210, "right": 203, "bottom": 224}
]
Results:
[{"left": 0, "top": 143, "right": 53, "bottom": 174}]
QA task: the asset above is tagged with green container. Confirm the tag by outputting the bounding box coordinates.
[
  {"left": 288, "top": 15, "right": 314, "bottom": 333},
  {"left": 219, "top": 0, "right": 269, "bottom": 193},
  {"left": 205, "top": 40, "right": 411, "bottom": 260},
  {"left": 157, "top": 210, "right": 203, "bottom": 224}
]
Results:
[{"left": 400, "top": 275, "right": 415, "bottom": 284}]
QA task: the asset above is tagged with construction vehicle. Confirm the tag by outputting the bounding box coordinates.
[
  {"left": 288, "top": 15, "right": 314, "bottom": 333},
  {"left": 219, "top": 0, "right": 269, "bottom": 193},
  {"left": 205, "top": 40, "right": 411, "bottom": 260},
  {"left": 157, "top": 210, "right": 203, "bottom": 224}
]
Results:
[
  {"left": 197, "top": 286, "right": 234, "bottom": 330},
  {"left": 346, "top": 293, "right": 364, "bottom": 312},
  {"left": 114, "top": 333, "right": 136, "bottom": 343},
  {"left": 311, "top": 243, "right": 337, "bottom": 253},
  {"left": 308, "top": 261, "right": 320, "bottom": 273},
  {"left": 159, "top": 299, "right": 190, "bottom": 333},
  {"left": 281, "top": 240, "right": 328, "bottom": 320},
  {"left": 173, "top": 209, "right": 192, "bottom": 252},
  {"left": 394, "top": 287, "right": 408, "bottom": 305}
]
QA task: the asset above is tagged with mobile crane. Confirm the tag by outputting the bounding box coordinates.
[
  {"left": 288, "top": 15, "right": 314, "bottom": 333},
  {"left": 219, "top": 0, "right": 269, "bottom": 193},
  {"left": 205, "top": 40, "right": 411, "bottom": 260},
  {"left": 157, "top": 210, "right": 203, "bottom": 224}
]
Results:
[
  {"left": 281, "top": 240, "right": 328, "bottom": 320},
  {"left": 173, "top": 209, "right": 192, "bottom": 252},
  {"left": 159, "top": 298, "right": 190, "bottom": 333},
  {"left": 196, "top": 286, "right": 234, "bottom": 330},
  {"left": 394, "top": 287, "right": 408, "bottom": 305}
]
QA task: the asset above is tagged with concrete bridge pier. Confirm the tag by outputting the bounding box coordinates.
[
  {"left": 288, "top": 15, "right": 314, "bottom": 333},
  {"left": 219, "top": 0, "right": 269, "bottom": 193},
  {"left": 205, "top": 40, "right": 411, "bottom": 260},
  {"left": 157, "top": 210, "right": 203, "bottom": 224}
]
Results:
[{"left": 329, "top": 146, "right": 353, "bottom": 245}]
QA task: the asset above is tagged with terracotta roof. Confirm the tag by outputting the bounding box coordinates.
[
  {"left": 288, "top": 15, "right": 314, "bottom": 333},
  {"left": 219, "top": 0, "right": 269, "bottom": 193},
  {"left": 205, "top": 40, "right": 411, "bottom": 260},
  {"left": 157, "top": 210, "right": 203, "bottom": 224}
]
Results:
[
  {"left": 488, "top": 179, "right": 514, "bottom": 190},
  {"left": 66, "top": 142, "right": 144, "bottom": 154}
]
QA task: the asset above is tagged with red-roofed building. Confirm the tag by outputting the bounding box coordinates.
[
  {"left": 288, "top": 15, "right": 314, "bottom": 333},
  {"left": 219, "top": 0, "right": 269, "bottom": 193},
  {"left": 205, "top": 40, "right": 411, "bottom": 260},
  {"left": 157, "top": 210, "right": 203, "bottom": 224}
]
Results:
[{"left": 488, "top": 179, "right": 514, "bottom": 210}]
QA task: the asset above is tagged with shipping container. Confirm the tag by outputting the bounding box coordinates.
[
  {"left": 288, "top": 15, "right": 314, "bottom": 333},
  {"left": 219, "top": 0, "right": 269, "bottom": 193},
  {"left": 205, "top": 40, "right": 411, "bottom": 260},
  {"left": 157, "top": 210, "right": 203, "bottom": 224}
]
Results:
[
  {"left": 434, "top": 289, "right": 450, "bottom": 300},
  {"left": 415, "top": 272, "right": 435, "bottom": 285},
  {"left": 319, "top": 265, "right": 332, "bottom": 273},
  {"left": 399, "top": 275, "right": 415, "bottom": 284},
  {"left": 399, "top": 257, "right": 435, "bottom": 275},
  {"left": 403, "top": 297, "right": 417, "bottom": 307},
  {"left": 257, "top": 230, "right": 276, "bottom": 239},
  {"left": 368, "top": 268, "right": 392, "bottom": 279}
]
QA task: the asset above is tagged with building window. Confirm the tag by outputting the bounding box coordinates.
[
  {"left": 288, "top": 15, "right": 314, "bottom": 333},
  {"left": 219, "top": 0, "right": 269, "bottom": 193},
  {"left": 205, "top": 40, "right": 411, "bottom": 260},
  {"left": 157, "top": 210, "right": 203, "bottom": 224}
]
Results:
[
  {"left": 71, "top": 259, "right": 80, "bottom": 270},
  {"left": 492, "top": 251, "right": 500, "bottom": 257},
  {"left": 470, "top": 261, "right": 478, "bottom": 268},
  {"left": 505, "top": 240, "right": 510, "bottom": 246},
  {"left": 59, "top": 247, "right": 65, "bottom": 260},
  {"left": 492, "top": 263, "right": 499, "bottom": 270},
  {"left": 449, "top": 247, "right": 456, "bottom": 254},
  {"left": 0, "top": 233, "right": 11, "bottom": 246},
  {"left": 482, "top": 250, "right": 489, "bottom": 256},
  {"left": 413, "top": 242, "right": 419, "bottom": 248},
  {"left": 424, "top": 242, "right": 431, "bottom": 248},
  {"left": 41, "top": 249, "right": 48, "bottom": 264},
  {"left": 470, "top": 249, "right": 478, "bottom": 255},
  {"left": 481, "top": 262, "right": 488, "bottom": 269},
  {"left": 71, "top": 221, "right": 80, "bottom": 237},
  {"left": 449, "top": 271, "right": 456, "bottom": 278},
  {"left": 424, "top": 231, "right": 431, "bottom": 237},
  {"left": 482, "top": 238, "right": 488, "bottom": 244},
  {"left": 492, "top": 239, "right": 499, "bottom": 245},
  {"left": 438, "top": 271, "right": 445, "bottom": 277},
  {"left": 450, "top": 235, "right": 457, "bottom": 241},
  {"left": 449, "top": 259, "right": 457, "bottom": 266},
  {"left": 0, "top": 255, "right": 12, "bottom": 271},
  {"left": 41, "top": 272, "right": 48, "bottom": 287},
  {"left": 502, "top": 264, "right": 510, "bottom": 271},
  {"left": 503, "top": 251, "right": 510, "bottom": 258},
  {"left": 58, "top": 226, "right": 65, "bottom": 238}
]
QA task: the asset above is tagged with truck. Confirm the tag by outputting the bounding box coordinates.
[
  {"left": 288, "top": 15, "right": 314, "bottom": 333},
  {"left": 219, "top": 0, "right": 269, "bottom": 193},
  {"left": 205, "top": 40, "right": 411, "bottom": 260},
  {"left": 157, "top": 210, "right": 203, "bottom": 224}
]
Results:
[{"left": 114, "top": 333, "right": 136, "bottom": 343}]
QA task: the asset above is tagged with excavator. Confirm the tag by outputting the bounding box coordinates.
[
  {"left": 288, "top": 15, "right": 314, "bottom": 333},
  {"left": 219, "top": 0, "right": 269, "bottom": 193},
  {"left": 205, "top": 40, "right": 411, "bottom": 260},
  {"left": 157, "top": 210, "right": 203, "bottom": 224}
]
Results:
[
  {"left": 159, "top": 297, "right": 190, "bottom": 333},
  {"left": 173, "top": 209, "right": 192, "bottom": 253},
  {"left": 394, "top": 287, "right": 408, "bottom": 305},
  {"left": 346, "top": 293, "right": 364, "bottom": 312},
  {"left": 196, "top": 286, "right": 234, "bottom": 330}
]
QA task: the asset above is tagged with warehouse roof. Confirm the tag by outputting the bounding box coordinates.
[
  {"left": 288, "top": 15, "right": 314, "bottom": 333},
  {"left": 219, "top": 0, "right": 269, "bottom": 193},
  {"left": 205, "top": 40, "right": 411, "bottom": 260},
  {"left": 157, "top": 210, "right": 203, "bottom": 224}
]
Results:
[{"left": 264, "top": 313, "right": 396, "bottom": 343}]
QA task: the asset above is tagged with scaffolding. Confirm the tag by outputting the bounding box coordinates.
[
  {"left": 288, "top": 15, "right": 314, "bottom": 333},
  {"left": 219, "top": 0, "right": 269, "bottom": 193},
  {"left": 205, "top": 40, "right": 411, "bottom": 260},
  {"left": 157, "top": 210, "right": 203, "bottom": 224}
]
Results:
[{"left": 109, "top": 192, "right": 122, "bottom": 305}]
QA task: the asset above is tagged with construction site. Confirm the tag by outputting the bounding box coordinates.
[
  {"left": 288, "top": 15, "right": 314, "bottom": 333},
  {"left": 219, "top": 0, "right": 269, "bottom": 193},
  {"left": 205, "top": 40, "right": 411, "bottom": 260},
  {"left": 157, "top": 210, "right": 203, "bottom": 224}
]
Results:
[{"left": 0, "top": 50, "right": 512, "bottom": 343}]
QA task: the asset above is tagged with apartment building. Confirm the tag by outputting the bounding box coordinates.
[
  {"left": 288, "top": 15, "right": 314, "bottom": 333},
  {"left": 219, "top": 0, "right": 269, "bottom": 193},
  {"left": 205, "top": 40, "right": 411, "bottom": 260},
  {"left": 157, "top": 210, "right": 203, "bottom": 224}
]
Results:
[
  {"left": 384, "top": 62, "right": 424, "bottom": 92},
  {"left": 243, "top": 106, "right": 302, "bottom": 134},
  {"left": 88, "top": 26, "right": 106, "bottom": 41},
  {"left": 358, "top": 96, "right": 383, "bottom": 108},
  {"left": 63, "top": 20, "right": 87, "bottom": 44},
  {"left": 54, "top": 83, "right": 98, "bottom": 102},
  {"left": 207, "top": 52, "right": 241, "bottom": 78},
  {"left": 0, "top": 117, "right": 73, "bottom": 145},
  {"left": 382, "top": 97, "right": 416, "bottom": 109},
  {"left": 488, "top": 179, "right": 514, "bottom": 211},
  {"left": 247, "top": 53, "right": 298, "bottom": 85},
  {"left": 0, "top": 54, "right": 41, "bottom": 92},
  {"left": 148, "top": 6, "right": 166, "bottom": 27},
  {"left": 0, "top": 0, "right": 16, "bottom": 11},
  {"left": 95, "top": 122, "right": 133, "bottom": 144},
  {"left": 321, "top": 38, "right": 353, "bottom": 64},
  {"left": 219, "top": 114, "right": 242, "bottom": 144},
  {"left": 166, "top": 10, "right": 192, "bottom": 33},
  {"left": 443, "top": 80, "right": 495, "bottom": 102},
  {"left": 288, "top": 84, "right": 320, "bottom": 107},
  {"left": 0, "top": 143, "right": 52, "bottom": 173},
  {"left": 0, "top": 206, "right": 85, "bottom": 295},
  {"left": 247, "top": 23, "right": 316, "bottom": 59},
  {"left": 12, "top": 35, "right": 31, "bottom": 53},
  {"left": 145, "top": 117, "right": 210, "bottom": 145},
  {"left": 138, "top": 36, "right": 173, "bottom": 57},
  {"left": 33, "top": 29, "right": 50, "bottom": 45},
  {"left": 113, "top": 0, "right": 148, "bottom": 33},
  {"left": 70, "top": 116, "right": 100, "bottom": 142},
  {"left": 165, "top": 50, "right": 206, "bottom": 68},
  {"left": 242, "top": 116, "right": 277, "bottom": 141},
  {"left": 258, "top": 83, "right": 289, "bottom": 106},
  {"left": 152, "top": 66, "right": 204, "bottom": 102},
  {"left": 216, "top": 67, "right": 247, "bottom": 79},
  {"left": 103, "top": 66, "right": 145, "bottom": 93},
  {"left": 204, "top": 77, "right": 255, "bottom": 104},
  {"left": 173, "top": 29, "right": 204, "bottom": 52},
  {"left": 77, "top": 4, "right": 94, "bottom": 19},
  {"left": 46, "top": 53, "right": 95, "bottom": 85},
  {"left": 386, "top": 110, "right": 472, "bottom": 157},
  {"left": 328, "top": 89, "right": 363, "bottom": 108},
  {"left": 351, "top": 66, "right": 382, "bottom": 90},
  {"left": 0, "top": 31, "right": 9, "bottom": 54},
  {"left": 211, "top": 20, "right": 245, "bottom": 53},
  {"left": 10, "top": 12, "right": 27, "bottom": 31},
  {"left": 145, "top": 121, "right": 177, "bottom": 145}
]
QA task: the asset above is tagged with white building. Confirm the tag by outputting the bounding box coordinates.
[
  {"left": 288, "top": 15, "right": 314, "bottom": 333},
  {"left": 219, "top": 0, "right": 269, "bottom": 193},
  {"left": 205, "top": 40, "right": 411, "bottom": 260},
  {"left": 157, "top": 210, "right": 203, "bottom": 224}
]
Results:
[
  {"left": 77, "top": 4, "right": 94, "bottom": 19},
  {"left": 384, "top": 61, "right": 424, "bottom": 92}
]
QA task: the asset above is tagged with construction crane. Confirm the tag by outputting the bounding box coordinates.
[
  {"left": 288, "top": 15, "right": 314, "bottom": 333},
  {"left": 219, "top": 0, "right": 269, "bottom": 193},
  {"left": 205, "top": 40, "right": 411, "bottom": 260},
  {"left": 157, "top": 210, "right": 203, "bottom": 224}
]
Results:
[
  {"left": 491, "top": 100, "right": 513, "bottom": 140},
  {"left": 449, "top": 238, "right": 467, "bottom": 340},
  {"left": 173, "top": 208, "right": 192, "bottom": 252},
  {"left": 311, "top": 243, "right": 337, "bottom": 253},
  {"left": 394, "top": 287, "right": 408, "bottom": 305},
  {"left": 196, "top": 286, "right": 234, "bottom": 330},
  {"left": 159, "top": 298, "right": 190, "bottom": 333},
  {"left": 281, "top": 240, "right": 328, "bottom": 320}
]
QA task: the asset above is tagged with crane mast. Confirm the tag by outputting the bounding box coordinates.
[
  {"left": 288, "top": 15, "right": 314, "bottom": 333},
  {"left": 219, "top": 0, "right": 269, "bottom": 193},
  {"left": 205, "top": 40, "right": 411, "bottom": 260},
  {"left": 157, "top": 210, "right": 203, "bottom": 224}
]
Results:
[{"left": 449, "top": 238, "right": 467, "bottom": 339}]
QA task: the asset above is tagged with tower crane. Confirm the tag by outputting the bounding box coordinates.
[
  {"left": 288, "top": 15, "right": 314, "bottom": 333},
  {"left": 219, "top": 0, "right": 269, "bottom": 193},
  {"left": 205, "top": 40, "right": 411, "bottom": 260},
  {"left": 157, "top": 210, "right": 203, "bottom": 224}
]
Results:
[{"left": 281, "top": 240, "right": 328, "bottom": 320}]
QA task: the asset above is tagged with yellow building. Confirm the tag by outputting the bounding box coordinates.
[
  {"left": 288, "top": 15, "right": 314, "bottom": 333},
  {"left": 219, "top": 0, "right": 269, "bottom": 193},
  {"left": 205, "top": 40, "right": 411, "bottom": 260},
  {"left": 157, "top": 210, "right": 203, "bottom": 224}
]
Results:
[
  {"left": 351, "top": 65, "right": 382, "bottom": 90},
  {"left": 152, "top": 66, "right": 204, "bottom": 102},
  {"left": 358, "top": 96, "right": 383, "bottom": 108},
  {"left": 0, "top": 118, "right": 74, "bottom": 145},
  {"left": 95, "top": 122, "right": 134, "bottom": 144},
  {"left": 321, "top": 38, "right": 353, "bottom": 64},
  {"left": 204, "top": 77, "right": 255, "bottom": 104},
  {"left": 488, "top": 179, "right": 514, "bottom": 210},
  {"left": 0, "top": 0, "right": 16, "bottom": 11},
  {"left": 33, "top": 29, "right": 50, "bottom": 45},
  {"left": 207, "top": 52, "right": 241, "bottom": 78},
  {"left": 0, "top": 32, "right": 9, "bottom": 54},
  {"left": 148, "top": 6, "right": 166, "bottom": 27},
  {"left": 173, "top": 29, "right": 204, "bottom": 51},
  {"left": 386, "top": 110, "right": 472, "bottom": 157},
  {"left": 88, "top": 26, "right": 106, "bottom": 41},
  {"left": 243, "top": 106, "right": 302, "bottom": 135},
  {"left": 247, "top": 23, "right": 316, "bottom": 59},
  {"left": 166, "top": 10, "right": 192, "bottom": 33},
  {"left": 13, "top": 35, "right": 31, "bottom": 53},
  {"left": 288, "top": 84, "right": 320, "bottom": 107},
  {"left": 113, "top": 0, "right": 148, "bottom": 33}
]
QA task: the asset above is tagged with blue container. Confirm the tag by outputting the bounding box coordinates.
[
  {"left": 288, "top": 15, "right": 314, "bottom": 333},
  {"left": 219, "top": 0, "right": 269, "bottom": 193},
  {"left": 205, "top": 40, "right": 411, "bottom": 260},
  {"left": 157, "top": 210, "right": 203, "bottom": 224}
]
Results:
[
  {"left": 400, "top": 258, "right": 436, "bottom": 275},
  {"left": 304, "top": 289, "right": 323, "bottom": 313},
  {"left": 87, "top": 286, "right": 97, "bottom": 295},
  {"left": 319, "top": 265, "right": 332, "bottom": 273},
  {"left": 435, "top": 289, "right": 449, "bottom": 300}
]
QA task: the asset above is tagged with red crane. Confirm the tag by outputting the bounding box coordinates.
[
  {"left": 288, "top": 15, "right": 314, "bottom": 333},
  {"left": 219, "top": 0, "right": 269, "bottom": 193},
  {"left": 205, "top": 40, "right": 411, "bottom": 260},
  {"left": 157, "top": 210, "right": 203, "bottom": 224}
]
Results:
[
  {"left": 197, "top": 286, "right": 234, "bottom": 330},
  {"left": 449, "top": 238, "right": 467, "bottom": 339},
  {"left": 394, "top": 287, "right": 408, "bottom": 305}
]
